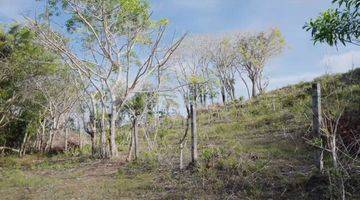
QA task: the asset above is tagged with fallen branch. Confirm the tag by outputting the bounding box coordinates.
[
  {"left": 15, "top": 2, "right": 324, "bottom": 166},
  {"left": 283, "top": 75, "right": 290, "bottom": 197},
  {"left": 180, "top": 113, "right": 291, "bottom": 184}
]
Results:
[{"left": 0, "top": 146, "right": 20, "bottom": 153}]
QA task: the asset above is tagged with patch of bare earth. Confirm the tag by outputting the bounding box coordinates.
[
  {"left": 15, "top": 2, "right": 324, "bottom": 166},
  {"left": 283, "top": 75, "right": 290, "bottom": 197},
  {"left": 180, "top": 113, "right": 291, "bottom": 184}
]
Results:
[{"left": 1, "top": 158, "right": 129, "bottom": 200}]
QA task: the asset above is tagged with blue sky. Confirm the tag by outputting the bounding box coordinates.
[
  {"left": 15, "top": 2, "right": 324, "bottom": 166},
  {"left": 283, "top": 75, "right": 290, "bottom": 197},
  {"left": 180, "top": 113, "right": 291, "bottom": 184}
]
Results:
[
  {"left": 1, "top": 0, "right": 359, "bottom": 93},
  {"left": 149, "top": 0, "right": 360, "bottom": 89}
]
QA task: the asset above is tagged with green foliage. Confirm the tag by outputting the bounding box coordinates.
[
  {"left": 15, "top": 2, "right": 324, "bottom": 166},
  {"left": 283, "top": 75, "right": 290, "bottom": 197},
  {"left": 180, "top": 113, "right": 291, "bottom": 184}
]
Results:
[
  {"left": 201, "top": 147, "right": 224, "bottom": 167},
  {"left": 124, "top": 92, "right": 156, "bottom": 118},
  {"left": 46, "top": 0, "right": 165, "bottom": 45},
  {"left": 304, "top": 0, "right": 360, "bottom": 46},
  {"left": 237, "top": 28, "right": 285, "bottom": 68},
  {"left": 0, "top": 69, "right": 359, "bottom": 199},
  {"left": 0, "top": 25, "right": 60, "bottom": 147}
]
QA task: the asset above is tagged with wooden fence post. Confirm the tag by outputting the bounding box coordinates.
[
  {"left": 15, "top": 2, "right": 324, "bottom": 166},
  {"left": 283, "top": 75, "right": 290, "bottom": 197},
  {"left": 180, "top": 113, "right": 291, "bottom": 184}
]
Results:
[
  {"left": 312, "top": 82, "right": 324, "bottom": 172},
  {"left": 190, "top": 85, "right": 198, "bottom": 166}
]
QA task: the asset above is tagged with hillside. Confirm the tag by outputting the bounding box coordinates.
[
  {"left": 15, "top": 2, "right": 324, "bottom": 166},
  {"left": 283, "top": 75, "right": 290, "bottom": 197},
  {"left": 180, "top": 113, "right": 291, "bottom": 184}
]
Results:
[{"left": 0, "top": 69, "right": 359, "bottom": 199}]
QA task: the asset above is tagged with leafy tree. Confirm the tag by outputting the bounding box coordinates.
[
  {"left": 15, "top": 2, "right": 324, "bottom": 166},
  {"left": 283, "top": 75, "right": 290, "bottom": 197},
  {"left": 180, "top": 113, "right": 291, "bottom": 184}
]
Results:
[
  {"left": 209, "top": 36, "right": 237, "bottom": 103},
  {"left": 0, "top": 25, "right": 59, "bottom": 152},
  {"left": 124, "top": 93, "right": 146, "bottom": 160},
  {"left": 31, "top": 0, "right": 184, "bottom": 158},
  {"left": 170, "top": 35, "right": 212, "bottom": 167},
  {"left": 235, "top": 28, "right": 285, "bottom": 97},
  {"left": 304, "top": 0, "right": 360, "bottom": 46}
]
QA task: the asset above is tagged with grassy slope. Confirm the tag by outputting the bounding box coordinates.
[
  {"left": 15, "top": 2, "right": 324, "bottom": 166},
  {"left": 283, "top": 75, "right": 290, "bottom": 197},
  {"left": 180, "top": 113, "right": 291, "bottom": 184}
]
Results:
[{"left": 0, "top": 69, "right": 359, "bottom": 199}]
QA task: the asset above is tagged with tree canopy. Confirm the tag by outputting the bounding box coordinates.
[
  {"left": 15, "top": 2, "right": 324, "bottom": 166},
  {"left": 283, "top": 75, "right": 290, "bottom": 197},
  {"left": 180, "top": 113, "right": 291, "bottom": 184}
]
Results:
[
  {"left": 0, "top": 25, "right": 63, "bottom": 148},
  {"left": 304, "top": 0, "right": 360, "bottom": 46}
]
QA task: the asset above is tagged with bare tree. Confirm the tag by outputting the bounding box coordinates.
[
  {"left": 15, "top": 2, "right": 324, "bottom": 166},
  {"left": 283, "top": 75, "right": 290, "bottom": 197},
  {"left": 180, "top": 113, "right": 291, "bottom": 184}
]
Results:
[
  {"left": 29, "top": 0, "right": 184, "bottom": 158},
  {"left": 235, "top": 28, "right": 285, "bottom": 97},
  {"left": 209, "top": 36, "right": 237, "bottom": 103},
  {"left": 171, "top": 35, "right": 211, "bottom": 168},
  {"left": 30, "top": 70, "right": 80, "bottom": 153}
]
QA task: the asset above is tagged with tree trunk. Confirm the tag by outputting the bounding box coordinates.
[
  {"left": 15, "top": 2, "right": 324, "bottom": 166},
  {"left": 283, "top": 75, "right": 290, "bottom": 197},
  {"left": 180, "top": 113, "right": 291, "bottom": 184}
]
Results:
[
  {"left": 221, "top": 85, "right": 226, "bottom": 105},
  {"left": 236, "top": 70, "right": 251, "bottom": 100},
  {"left": 331, "top": 133, "right": 338, "bottom": 169},
  {"left": 179, "top": 107, "right": 190, "bottom": 170},
  {"left": 203, "top": 94, "right": 207, "bottom": 108},
  {"left": 45, "top": 129, "right": 55, "bottom": 152},
  {"left": 109, "top": 108, "right": 118, "bottom": 157},
  {"left": 89, "top": 94, "right": 98, "bottom": 157},
  {"left": 251, "top": 77, "right": 257, "bottom": 98},
  {"left": 100, "top": 104, "right": 107, "bottom": 158},
  {"left": 133, "top": 117, "right": 139, "bottom": 160},
  {"left": 49, "top": 130, "right": 55, "bottom": 151},
  {"left": 127, "top": 132, "right": 134, "bottom": 161},
  {"left": 232, "top": 83, "right": 236, "bottom": 100},
  {"left": 64, "top": 128, "right": 68, "bottom": 151},
  {"left": 79, "top": 128, "right": 82, "bottom": 149},
  {"left": 108, "top": 90, "right": 119, "bottom": 158},
  {"left": 88, "top": 133, "right": 95, "bottom": 154},
  {"left": 180, "top": 142, "right": 184, "bottom": 170},
  {"left": 19, "top": 132, "right": 28, "bottom": 157},
  {"left": 40, "top": 120, "right": 46, "bottom": 152}
]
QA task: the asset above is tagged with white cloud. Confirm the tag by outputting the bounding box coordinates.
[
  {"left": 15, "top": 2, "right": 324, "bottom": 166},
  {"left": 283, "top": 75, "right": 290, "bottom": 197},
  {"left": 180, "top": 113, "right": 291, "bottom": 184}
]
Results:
[
  {"left": 269, "top": 72, "right": 320, "bottom": 89},
  {"left": 268, "top": 51, "right": 360, "bottom": 90},
  {"left": 321, "top": 50, "right": 360, "bottom": 73}
]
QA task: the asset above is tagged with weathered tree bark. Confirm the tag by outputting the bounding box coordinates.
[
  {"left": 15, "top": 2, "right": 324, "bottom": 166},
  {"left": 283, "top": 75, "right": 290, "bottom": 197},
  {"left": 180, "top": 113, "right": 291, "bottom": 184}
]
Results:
[
  {"left": 221, "top": 85, "right": 226, "bottom": 105},
  {"left": 330, "top": 133, "right": 338, "bottom": 169},
  {"left": 240, "top": 75, "right": 251, "bottom": 99},
  {"left": 312, "top": 83, "right": 324, "bottom": 172},
  {"left": 133, "top": 117, "right": 139, "bottom": 160},
  {"left": 49, "top": 130, "right": 56, "bottom": 151},
  {"left": 251, "top": 76, "right": 257, "bottom": 98},
  {"left": 109, "top": 113, "right": 118, "bottom": 157},
  {"left": 45, "top": 129, "right": 56, "bottom": 152},
  {"left": 19, "top": 131, "right": 28, "bottom": 157},
  {"left": 180, "top": 142, "right": 184, "bottom": 170},
  {"left": 203, "top": 94, "right": 207, "bottom": 108},
  {"left": 45, "top": 118, "right": 57, "bottom": 152},
  {"left": 89, "top": 94, "right": 98, "bottom": 156},
  {"left": 0, "top": 147, "right": 20, "bottom": 153},
  {"left": 109, "top": 101, "right": 118, "bottom": 157},
  {"left": 84, "top": 121, "right": 96, "bottom": 155},
  {"left": 64, "top": 127, "right": 68, "bottom": 151},
  {"left": 79, "top": 128, "right": 82, "bottom": 149},
  {"left": 330, "top": 110, "right": 342, "bottom": 169},
  {"left": 231, "top": 83, "right": 235, "bottom": 100},
  {"left": 38, "top": 119, "right": 46, "bottom": 152},
  {"left": 100, "top": 102, "right": 107, "bottom": 158},
  {"left": 180, "top": 114, "right": 190, "bottom": 170},
  {"left": 127, "top": 133, "right": 134, "bottom": 161}
]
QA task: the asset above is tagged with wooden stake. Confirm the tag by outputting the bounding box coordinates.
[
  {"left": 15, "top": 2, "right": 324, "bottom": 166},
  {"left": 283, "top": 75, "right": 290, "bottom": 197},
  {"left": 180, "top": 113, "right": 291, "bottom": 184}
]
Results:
[{"left": 312, "top": 83, "right": 324, "bottom": 172}]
